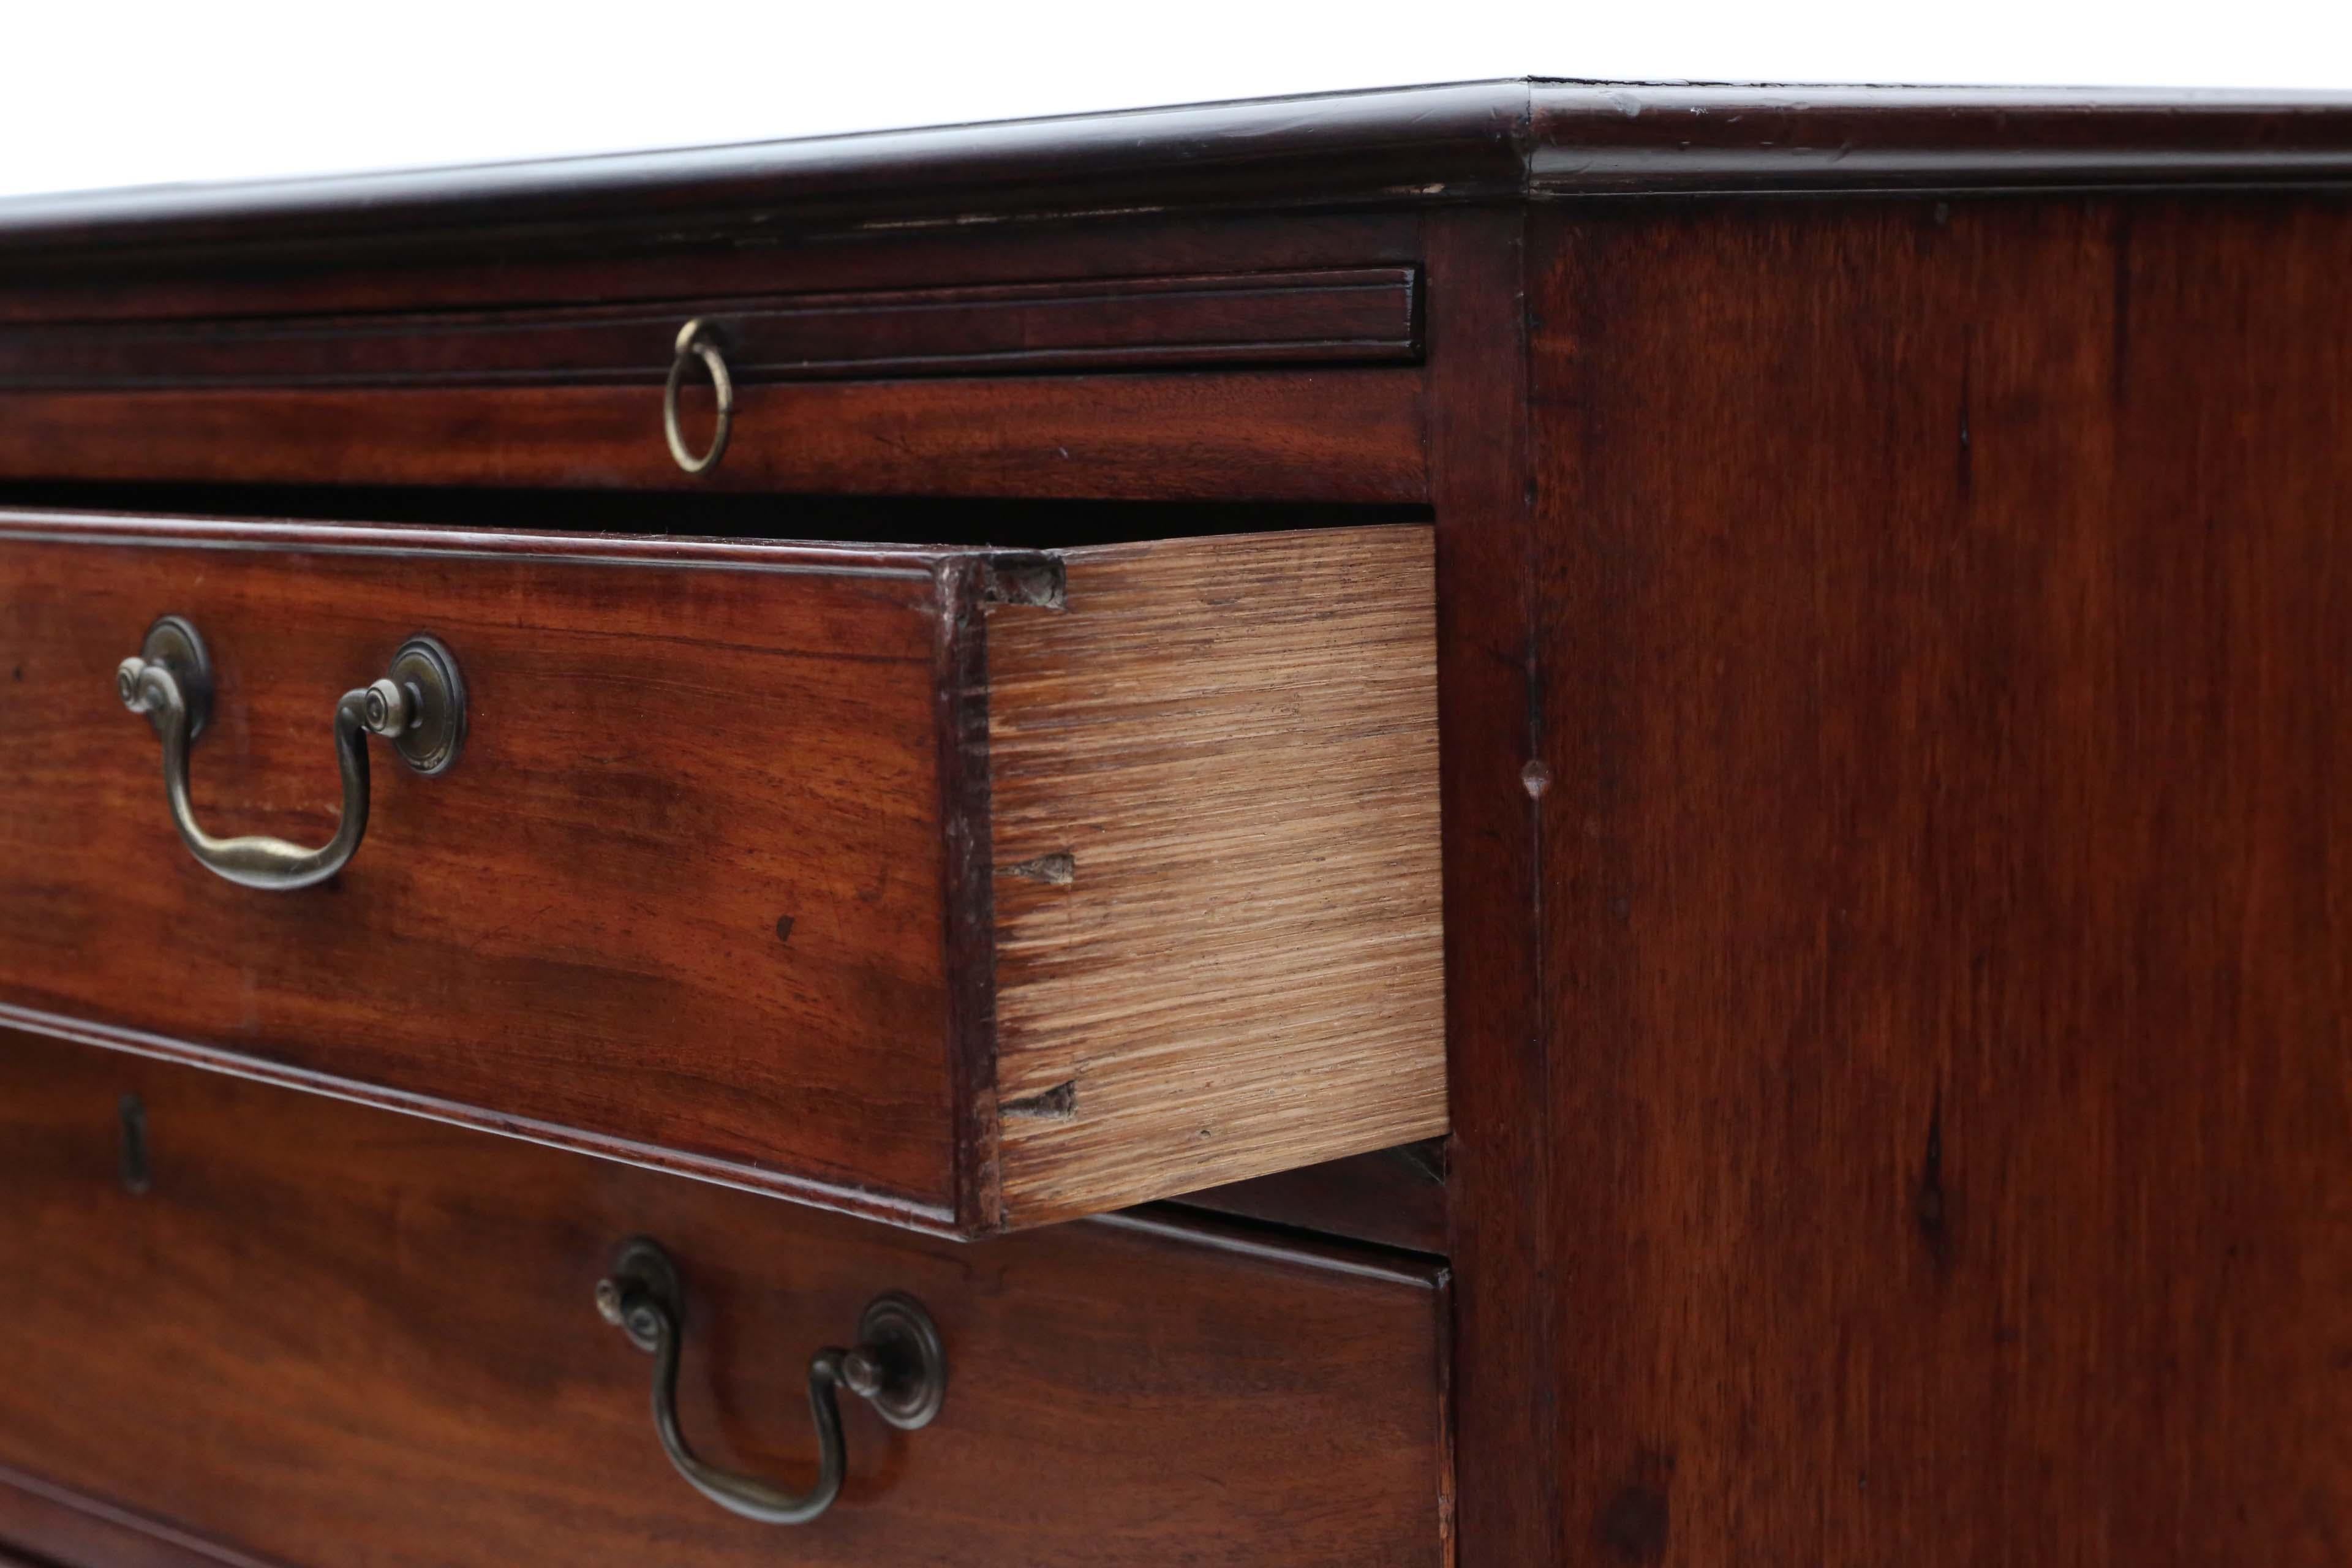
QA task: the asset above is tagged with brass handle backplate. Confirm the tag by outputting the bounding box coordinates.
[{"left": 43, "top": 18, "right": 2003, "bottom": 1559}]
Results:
[
  {"left": 595, "top": 1238, "right": 946, "bottom": 1526},
  {"left": 115, "top": 616, "right": 466, "bottom": 891}
]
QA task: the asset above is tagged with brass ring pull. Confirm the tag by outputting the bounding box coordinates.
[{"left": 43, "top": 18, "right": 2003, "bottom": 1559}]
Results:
[
  {"left": 115, "top": 616, "right": 466, "bottom": 892},
  {"left": 595, "top": 1238, "right": 946, "bottom": 1527},
  {"left": 663, "top": 317, "right": 734, "bottom": 475}
]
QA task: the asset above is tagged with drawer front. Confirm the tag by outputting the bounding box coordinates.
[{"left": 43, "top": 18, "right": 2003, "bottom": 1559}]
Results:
[
  {"left": 0, "top": 513, "right": 1444, "bottom": 1231},
  {"left": 0, "top": 246, "right": 1428, "bottom": 503},
  {"left": 0, "top": 1034, "right": 1450, "bottom": 1567},
  {"left": 0, "top": 514, "right": 967, "bottom": 1223}
]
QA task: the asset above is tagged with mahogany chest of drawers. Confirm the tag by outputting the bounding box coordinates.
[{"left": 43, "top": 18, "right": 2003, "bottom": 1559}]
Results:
[{"left": 2, "top": 81, "right": 2348, "bottom": 1566}]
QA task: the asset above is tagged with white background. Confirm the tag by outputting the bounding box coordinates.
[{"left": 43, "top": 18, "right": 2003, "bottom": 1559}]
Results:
[{"left": 1, "top": 0, "right": 2347, "bottom": 200}]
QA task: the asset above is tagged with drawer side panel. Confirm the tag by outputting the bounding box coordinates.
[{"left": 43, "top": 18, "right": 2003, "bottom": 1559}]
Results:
[{"left": 985, "top": 525, "right": 1449, "bottom": 1225}]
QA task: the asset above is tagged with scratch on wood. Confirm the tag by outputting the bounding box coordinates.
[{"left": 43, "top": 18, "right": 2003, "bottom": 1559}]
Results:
[
  {"left": 1003, "top": 851, "right": 1076, "bottom": 885},
  {"left": 1001, "top": 1080, "right": 1077, "bottom": 1118}
]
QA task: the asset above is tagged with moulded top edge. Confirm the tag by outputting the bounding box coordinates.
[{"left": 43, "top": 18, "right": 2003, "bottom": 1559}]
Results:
[{"left": 7, "top": 81, "right": 2352, "bottom": 264}]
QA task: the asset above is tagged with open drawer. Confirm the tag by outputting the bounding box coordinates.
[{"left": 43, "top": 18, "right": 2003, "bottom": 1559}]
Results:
[{"left": 0, "top": 512, "right": 1444, "bottom": 1234}]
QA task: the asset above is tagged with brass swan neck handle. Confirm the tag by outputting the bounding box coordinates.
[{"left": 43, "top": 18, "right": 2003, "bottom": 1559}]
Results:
[
  {"left": 594, "top": 1238, "right": 946, "bottom": 1527},
  {"left": 115, "top": 616, "right": 464, "bottom": 892}
]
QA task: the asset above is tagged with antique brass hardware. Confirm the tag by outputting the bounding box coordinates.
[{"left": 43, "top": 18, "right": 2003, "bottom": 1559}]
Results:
[
  {"left": 115, "top": 616, "right": 466, "bottom": 891},
  {"left": 594, "top": 1237, "right": 946, "bottom": 1526},
  {"left": 663, "top": 317, "right": 734, "bottom": 475}
]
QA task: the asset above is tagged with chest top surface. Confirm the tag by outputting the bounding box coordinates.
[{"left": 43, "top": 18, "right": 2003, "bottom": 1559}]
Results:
[{"left": 2, "top": 81, "right": 2351, "bottom": 268}]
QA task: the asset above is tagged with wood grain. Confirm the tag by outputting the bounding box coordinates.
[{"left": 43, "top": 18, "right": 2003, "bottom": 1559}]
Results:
[
  {"left": 1420, "top": 206, "right": 1561, "bottom": 1568},
  {"left": 0, "top": 83, "right": 1531, "bottom": 265},
  {"left": 1175, "top": 1141, "right": 1448, "bottom": 1256},
  {"left": 1524, "top": 192, "right": 2352, "bottom": 1564},
  {"left": 8, "top": 80, "right": 2342, "bottom": 1567},
  {"left": 0, "top": 513, "right": 1446, "bottom": 1235},
  {"left": 0, "top": 369, "right": 1428, "bottom": 503},
  {"left": 0, "top": 211, "right": 1423, "bottom": 328},
  {"left": 0, "top": 1471, "right": 277, "bottom": 1568},
  {"left": 0, "top": 269, "right": 1421, "bottom": 390},
  {"left": 0, "top": 192, "right": 1427, "bottom": 507},
  {"left": 2, "top": 83, "right": 2348, "bottom": 270},
  {"left": 1526, "top": 83, "right": 2352, "bottom": 192},
  {"left": 985, "top": 527, "right": 1448, "bottom": 1225},
  {"left": 0, "top": 515, "right": 966, "bottom": 1226},
  {"left": 0, "top": 1032, "right": 1450, "bottom": 1568}
]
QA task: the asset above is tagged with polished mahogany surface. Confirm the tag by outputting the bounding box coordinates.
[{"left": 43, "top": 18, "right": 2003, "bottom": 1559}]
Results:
[
  {"left": 1504, "top": 191, "right": 2352, "bottom": 1562},
  {"left": 2, "top": 80, "right": 2350, "bottom": 1568},
  {"left": 0, "top": 1032, "right": 1450, "bottom": 1567},
  {"left": 0, "top": 516, "right": 1443, "bottom": 1235},
  {"left": 4, "top": 82, "right": 2351, "bottom": 263},
  {"left": 0, "top": 214, "right": 1431, "bottom": 502},
  {"left": 0, "top": 517, "right": 969, "bottom": 1224}
]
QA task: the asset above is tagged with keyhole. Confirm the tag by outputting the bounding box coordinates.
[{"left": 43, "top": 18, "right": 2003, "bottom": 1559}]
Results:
[{"left": 119, "top": 1093, "right": 151, "bottom": 1195}]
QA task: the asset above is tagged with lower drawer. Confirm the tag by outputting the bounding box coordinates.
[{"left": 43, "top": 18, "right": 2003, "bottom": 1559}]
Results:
[{"left": 0, "top": 1032, "right": 1450, "bottom": 1567}]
